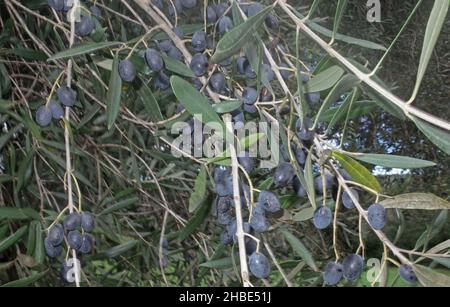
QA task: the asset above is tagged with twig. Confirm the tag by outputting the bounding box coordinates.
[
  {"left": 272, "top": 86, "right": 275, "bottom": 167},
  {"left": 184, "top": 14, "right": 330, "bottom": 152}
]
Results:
[{"left": 278, "top": 0, "right": 450, "bottom": 131}]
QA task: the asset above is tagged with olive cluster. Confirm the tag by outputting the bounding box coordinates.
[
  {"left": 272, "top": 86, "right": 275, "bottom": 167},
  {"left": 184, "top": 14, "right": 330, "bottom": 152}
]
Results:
[{"left": 45, "top": 212, "right": 96, "bottom": 282}]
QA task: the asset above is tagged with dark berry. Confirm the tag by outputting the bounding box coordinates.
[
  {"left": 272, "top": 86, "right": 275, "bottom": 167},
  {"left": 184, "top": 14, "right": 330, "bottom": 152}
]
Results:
[
  {"left": 118, "top": 59, "right": 136, "bottom": 82},
  {"left": 158, "top": 40, "right": 173, "bottom": 53},
  {"left": 214, "top": 3, "right": 228, "bottom": 18},
  {"left": 45, "top": 237, "right": 62, "bottom": 258},
  {"left": 63, "top": 212, "right": 81, "bottom": 231},
  {"left": 307, "top": 92, "right": 321, "bottom": 104},
  {"left": 180, "top": 0, "right": 196, "bottom": 9},
  {"left": 245, "top": 238, "right": 257, "bottom": 255},
  {"left": 81, "top": 212, "right": 95, "bottom": 232},
  {"left": 293, "top": 176, "right": 306, "bottom": 198},
  {"left": 173, "top": 26, "right": 184, "bottom": 39},
  {"left": 295, "top": 117, "right": 315, "bottom": 141},
  {"left": 243, "top": 103, "right": 257, "bottom": 114},
  {"left": 247, "top": 3, "right": 264, "bottom": 17},
  {"left": 245, "top": 63, "right": 256, "bottom": 79},
  {"left": 218, "top": 16, "right": 233, "bottom": 35},
  {"left": 192, "top": 31, "right": 207, "bottom": 52},
  {"left": 367, "top": 203, "right": 387, "bottom": 230},
  {"left": 293, "top": 145, "right": 306, "bottom": 165},
  {"left": 67, "top": 230, "right": 82, "bottom": 250},
  {"left": 279, "top": 62, "right": 292, "bottom": 80},
  {"left": 343, "top": 254, "right": 364, "bottom": 281},
  {"left": 265, "top": 14, "right": 279, "bottom": 29},
  {"left": 323, "top": 262, "right": 344, "bottom": 286},
  {"left": 250, "top": 209, "right": 269, "bottom": 233},
  {"left": 217, "top": 211, "right": 233, "bottom": 226},
  {"left": 249, "top": 252, "right": 270, "bottom": 279},
  {"left": 90, "top": 5, "right": 102, "bottom": 18},
  {"left": 48, "top": 101, "right": 64, "bottom": 119},
  {"left": 261, "top": 64, "right": 275, "bottom": 82},
  {"left": 75, "top": 16, "right": 95, "bottom": 37},
  {"left": 206, "top": 6, "right": 217, "bottom": 23},
  {"left": 48, "top": 0, "right": 64, "bottom": 11},
  {"left": 167, "top": 46, "right": 183, "bottom": 61},
  {"left": 216, "top": 196, "right": 232, "bottom": 214},
  {"left": 190, "top": 53, "right": 208, "bottom": 77},
  {"left": 314, "top": 172, "right": 335, "bottom": 195},
  {"left": 215, "top": 176, "right": 233, "bottom": 197},
  {"left": 238, "top": 151, "right": 255, "bottom": 174},
  {"left": 60, "top": 260, "right": 74, "bottom": 283},
  {"left": 47, "top": 223, "right": 64, "bottom": 247},
  {"left": 154, "top": 71, "right": 170, "bottom": 91},
  {"left": 151, "top": 0, "right": 164, "bottom": 10},
  {"left": 56, "top": 86, "right": 77, "bottom": 107},
  {"left": 313, "top": 206, "right": 332, "bottom": 230},
  {"left": 342, "top": 188, "right": 359, "bottom": 209},
  {"left": 220, "top": 229, "right": 233, "bottom": 245},
  {"left": 79, "top": 234, "right": 94, "bottom": 254},
  {"left": 144, "top": 48, "right": 164, "bottom": 72},
  {"left": 237, "top": 57, "right": 248, "bottom": 75},
  {"left": 258, "top": 191, "right": 281, "bottom": 213},
  {"left": 209, "top": 72, "right": 226, "bottom": 92},
  {"left": 273, "top": 162, "right": 295, "bottom": 187},
  {"left": 242, "top": 87, "right": 258, "bottom": 105},
  {"left": 168, "top": 0, "right": 183, "bottom": 16},
  {"left": 399, "top": 264, "right": 417, "bottom": 284},
  {"left": 36, "top": 105, "right": 53, "bottom": 127}
]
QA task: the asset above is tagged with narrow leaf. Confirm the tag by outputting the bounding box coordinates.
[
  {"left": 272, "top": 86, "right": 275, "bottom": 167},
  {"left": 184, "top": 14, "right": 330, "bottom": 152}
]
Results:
[
  {"left": 48, "top": 41, "right": 123, "bottom": 61},
  {"left": 211, "top": 6, "right": 273, "bottom": 64},
  {"left": 350, "top": 153, "right": 436, "bottom": 169},
  {"left": 380, "top": 193, "right": 450, "bottom": 210},
  {"left": 333, "top": 151, "right": 382, "bottom": 192},
  {"left": 305, "top": 66, "right": 345, "bottom": 93},
  {"left": 411, "top": 116, "right": 450, "bottom": 155},
  {"left": 410, "top": 0, "right": 449, "bottom": 101},
  {"left": 106, "top": 52, "right": 122, "bottom": 130},
  {"left": 281, "top": 229, "right": 318, "bottom": 271},
  {"left": 189, "top": 166, "right": 207, "bottom": 213}
]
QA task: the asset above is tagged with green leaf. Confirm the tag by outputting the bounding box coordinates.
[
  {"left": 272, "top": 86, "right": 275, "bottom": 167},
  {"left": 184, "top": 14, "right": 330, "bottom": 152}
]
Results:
[
  {"left": 332, "top": 0, "right": 348, "bottom": 42},
  {"left": 211, "top": 6, "right": 273, "bottom": 64},
  {"left": 103, "top": 240, "right": 138, "bottom": 258},
  {"left": 48, "top": 41, "right": 123, "bottom": 61},
  {"left": 332, "top": 151, "right": 382, "bottom": 192},
  {"left": 189, "top": 166, "right": 207, "bottom": 213},
  {"left": 34, "top": 223, "right": 45, "bottom": 265},
  {"left": 304, "top": 149, "right": 317, "bottom": 209},
  {"left": 312, "top": 74, "right": 360, "bottom": 128},
  {"left": 137, "top": 78, "right": 163, "bottom": 122},
  {"left": 179, "top": 195, "right": 213, "bottom": 241},
  {"left": 0, "top": 207, "right": 40, "bottom": 221},
  {"left": 1, "top": 271, "right": 47, "bottom": 287},
  {"left": 100, "top": 196, "right": 139, "bottom": 215},
  {"left": 380, "top": 193, "right": 450, "bottom": 210},
  {"left": 170, "top": 76, "right": 225, "bottom": 131},
  {"left": 320, "top": 100, "right": 377, "bottom": 124},
  {"left": 293, "top": 207, "right": 315, "bottom": 222},
  {"left": 306, "top": 20, "right": 386, "bottom": 51},
  {"left": 411, "top": 116, "right": 450, "bottom": 155},
  {"left": 200, "top": 257, "right": 233, "bottom": 269},
  {"left": 0, "top": 226, "right": 28, "bottom": 254},
  {"left": 305, "top": 66, "right": 345, "bottom": 93},
  {"left": 106, "top": 52, "right": 123, "bottom": 130},
  {"left": 280, "top": 229, "right": 318, "bottom": 271},
  {"left": 212, "top": 100, "right": 242, "bottom": 114},
  {"left": 161, "top": 55, "right": 195, "bottom": 78},
  {"left": 414, "top": 264, "right": 450, "bottom": 287},
  {"left": 239, "top": 133, "right": 265, "bottom": 151},
  {"left": 2, "top": 48, "right": 48, "bottom": 61},
  {"left": 349, "top": 153, "right": 436, "bottom": 169},
  {"left": 410, "top": 0, "right": 449, "bottom": 101},
  {"left": 0, "top": 124, "right": 23, "bottom": 150}
]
